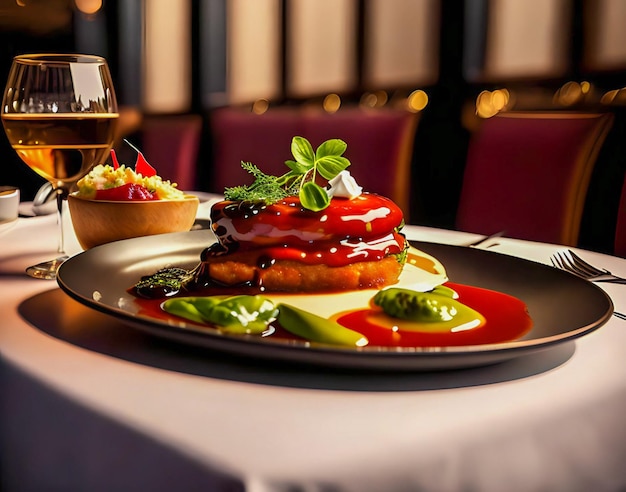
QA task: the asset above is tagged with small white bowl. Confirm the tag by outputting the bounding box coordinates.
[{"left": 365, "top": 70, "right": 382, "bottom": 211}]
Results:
[{"left": 0, "top": 186, "right": 20, "bottom": 223}]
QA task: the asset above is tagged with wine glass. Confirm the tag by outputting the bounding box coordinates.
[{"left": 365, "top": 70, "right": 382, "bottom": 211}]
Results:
[{"left": 1, "top": 54, "right": 118, "bottom": 279}]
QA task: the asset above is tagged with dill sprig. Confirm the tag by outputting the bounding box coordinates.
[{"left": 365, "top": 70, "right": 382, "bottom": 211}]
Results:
[{"left": 224, "top": 162, "right": 297, "bottom": 203}]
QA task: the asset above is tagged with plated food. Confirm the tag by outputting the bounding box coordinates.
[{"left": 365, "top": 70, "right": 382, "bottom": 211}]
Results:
[
  {"left": 196, "top": 192, "right": 408, "bottom": 292},
  {"left": 56, "top": 232, "right": 613, "bottom": 370},
  {"left": 129, "top": 137, "right": 533, "bottom": 349},
  {"left": 68, "top": 146, "right": 198, "bottom": 249},
  {"left": 74, "top": 147, "right": 185, "bottom": 201}
]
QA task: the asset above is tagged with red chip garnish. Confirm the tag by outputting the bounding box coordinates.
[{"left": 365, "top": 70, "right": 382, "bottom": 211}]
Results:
[
  {"left": 135, "top": 152, "right": 157, "bottom": 177},
  {"left": 110, "top": 149, "right": 120, "bottom": 170},
  {"left": 95, "top": 183, "right": 158, "bottom": 201}
]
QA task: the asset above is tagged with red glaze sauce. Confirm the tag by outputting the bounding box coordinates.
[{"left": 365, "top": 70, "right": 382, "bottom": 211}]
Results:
[
  {"left": 133, "top": 282, "right": 532, "bottom": 348},
  {"left": 204, "top": 194, "right": 407, "bottom": 267}
]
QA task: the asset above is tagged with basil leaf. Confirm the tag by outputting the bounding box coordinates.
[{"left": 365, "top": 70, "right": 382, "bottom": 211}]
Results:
[
  {"left": 316, "top": 155, "right": 350, "bottom": 180},
  {"left": 291, "top": 136, "right": 315, "bottom": 167},
  {"left": 300, "top": 181, "right": 330, "bottom": 211},
  {"left": 284, "top": 159, "right": 311, "bottom": 174},
  {"left": 316, "top": 138, "right": 347, "bottom": 159}
]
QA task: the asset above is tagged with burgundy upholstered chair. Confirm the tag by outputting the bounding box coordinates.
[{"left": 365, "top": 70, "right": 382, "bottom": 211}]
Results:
[
  {"left": 141, "top": 114, "right": 203, "bottom": 191},
  {"left": 209, "top": 106, "right": 420, "bottom": 217},
  {"left": 300, "top": 108, "right": 420, "bottom": 217},
  {"left": 614, "top": 172, "right": 626, "bottom": 258},
  {"left": 210, "top": 107, "right": 303, "bottom": 190},
  {"left": 456, "top": 111, "right": 614, "bottom": 246}
]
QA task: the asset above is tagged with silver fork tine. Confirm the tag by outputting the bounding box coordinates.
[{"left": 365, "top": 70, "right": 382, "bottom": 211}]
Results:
[
  {"left": 554, "top": 251, "right": 597, "bottom": 279},
  {"left": 551, "top": 252, "right": 568, "bottom": 271},
  {"left": 551, "top": 250, "right": 626, "bottom": 283},
  {"left": 560, "top": 251, "right": 592, "bottom": 278},
  {"left": 562, "top": 251, "right": 596, "bottom": 278},
  {"left": 567, "top": 250, "right": 607, "bottom": 276}
]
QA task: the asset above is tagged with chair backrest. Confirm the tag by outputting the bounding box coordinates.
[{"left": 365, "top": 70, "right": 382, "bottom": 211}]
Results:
[
  {"left": 141, "top": 114, "right": 203, "bottom": 191},
  {"left": 456, "top": 111, "right": 614, "bottom": 246},
  {"left": 210, "top": 107, "right": 303, "bottom": 189},
  {"left": 615, "top": 172, "right": 626, "bottom": 258},
  {"left": 209, "top": 106, "right": 419, "bottom": 217}
]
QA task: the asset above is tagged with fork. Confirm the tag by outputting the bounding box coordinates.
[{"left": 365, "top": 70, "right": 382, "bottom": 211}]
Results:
[
  {"left": 550, "top": 249, "right": 626, "bottom": 284},
  {"left": 550, "top": 250, "right": 626, "bottom": 320}
]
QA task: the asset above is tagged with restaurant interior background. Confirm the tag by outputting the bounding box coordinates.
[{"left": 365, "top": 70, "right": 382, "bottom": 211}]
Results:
[{"left": 2, "top": 0, "right": 626, "bottom": 253}]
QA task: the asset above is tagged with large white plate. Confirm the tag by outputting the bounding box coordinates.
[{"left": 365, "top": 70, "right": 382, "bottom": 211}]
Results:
[{"left": 56, "top": 231, "right": 613, "bottom": 371}]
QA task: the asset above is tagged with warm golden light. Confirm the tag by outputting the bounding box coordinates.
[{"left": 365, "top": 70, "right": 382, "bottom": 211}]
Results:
[
  {"left": 323, "top": 94, "right": 341, "bottom": 113},
  {"left": 374, "top": 90, "right": 388, "bottom": 107},
  {"left": 144, "top": 0, "right": 192, "bottom": 112},
  {"left": 252, "top": 99, "right": 270, "bottom": 114},
  {"left": 601, "top": 89, "right": 619, "bottom": 105},
  {"left": 601, "top": 87, "right": 626, "bottom": 106},
  {"left": 490, "top": 89, "right": 509, "bottom": 110},
  {"left": 287, "top": 0, "right": 356, "bottom": 98},
  {"left": 407, "top": 90, "right": 428, "bottom": 112},
  {"left": 360, "top": 93, "right": 378, "bottom": 108},
  {"left": 74, "top": 0, "right": 103, "bottom": 15},
  {"left": 359, "top": 90, "right": 388, "bottom": 109},
  {"left": 476, "top": 89, "right": 510, "bottom": 118},
  {"left": 554, "top": 81, "right": 582, "bottom": 106},
  {"left": 229, "top": 0, "right": 281, "bottom": 104},
  {"left": 364, "top": 0, "right": 439, "bottom": 88}
]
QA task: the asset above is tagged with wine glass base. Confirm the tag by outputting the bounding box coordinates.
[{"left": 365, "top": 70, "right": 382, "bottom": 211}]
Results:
[{"left": 25, "top": 256, "right": 69, "bottom": 280}]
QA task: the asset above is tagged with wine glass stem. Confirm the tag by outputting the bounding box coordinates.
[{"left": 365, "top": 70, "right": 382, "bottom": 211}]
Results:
[{"left": 56, "top": 187, "right": 68, "bottom": 255}]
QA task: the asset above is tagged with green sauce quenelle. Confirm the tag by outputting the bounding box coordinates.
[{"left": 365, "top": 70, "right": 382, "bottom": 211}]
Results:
[
  {"left": 277, "top": 303, "right": 369, "bottom": 347},
  {"left": 372, "top": 287, "right": 485, "bottom": 333},
  {"left": 162, "top": 295, "right": 278, "bottom": 334}
]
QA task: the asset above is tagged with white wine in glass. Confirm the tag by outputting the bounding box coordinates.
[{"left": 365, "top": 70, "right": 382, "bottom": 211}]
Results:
[{"left": 1, "top": 54, "right": 118, "bottom": 279}]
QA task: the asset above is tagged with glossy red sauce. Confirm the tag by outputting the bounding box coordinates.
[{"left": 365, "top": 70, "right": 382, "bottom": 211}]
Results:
[
  {"left": 133, "top": 282, "right": 532, "bottom": 348},
  {"left": 334, "top": 283, "right": 532, "bottom": 347},
  {"left": 206, "top": 194, "right": 406, "bottom": 267}
]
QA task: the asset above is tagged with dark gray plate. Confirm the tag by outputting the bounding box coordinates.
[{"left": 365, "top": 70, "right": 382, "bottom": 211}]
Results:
[{"left": 56, "top": 231, "right": 613, "bottom": 371}]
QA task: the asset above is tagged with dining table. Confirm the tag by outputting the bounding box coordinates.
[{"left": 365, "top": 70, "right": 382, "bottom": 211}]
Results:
[{"left": 2, "top": 193, "right": 626, "bottom": 492}]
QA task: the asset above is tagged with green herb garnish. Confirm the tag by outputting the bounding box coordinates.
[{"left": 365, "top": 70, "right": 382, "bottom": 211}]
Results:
[
  {"left": 134, "top": 267, "right": 194, "bottom": 298},
  {"left": 392, "top": 238, "right": 409, "bottom": 265},
  {"left": 224, "top": 136, "right": 351, "bottom": 212}
]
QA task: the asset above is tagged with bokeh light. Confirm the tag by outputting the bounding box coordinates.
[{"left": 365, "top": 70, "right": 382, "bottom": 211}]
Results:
[
  {"left": 407, "top": 90, "right": 428, "bottom": 112},
  {"left": 323, "top": 93, "right": 341, "bottom": 113},
  {"left": 252, "top": 98, "right": 270, "bottom": 114},
  {"left": 476, "top": 89, "right": 510, "bottom": 118},
  {"left": 74, "top": 0, "right": 103, "bottom": 15}
]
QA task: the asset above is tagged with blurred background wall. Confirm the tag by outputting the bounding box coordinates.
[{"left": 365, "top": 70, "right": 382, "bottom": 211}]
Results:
[{"left": 2, "top": 0, "right": 626, "bottom": 231}]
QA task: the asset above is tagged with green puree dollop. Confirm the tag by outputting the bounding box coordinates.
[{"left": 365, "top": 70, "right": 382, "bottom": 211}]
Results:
[
  {"left": 373, "top": 287, "right": 485, "bottom": 332},
  {"left": 162, "top": 295, "right": 369, "bottom": 347},
  {"left": 162, "top": 295, "right": 278, "bottom": 334}
]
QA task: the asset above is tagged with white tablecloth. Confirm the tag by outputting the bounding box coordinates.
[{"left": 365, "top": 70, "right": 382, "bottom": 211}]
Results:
[{"left": 2, "top": 198, "right": 626, "bottom": 492}]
